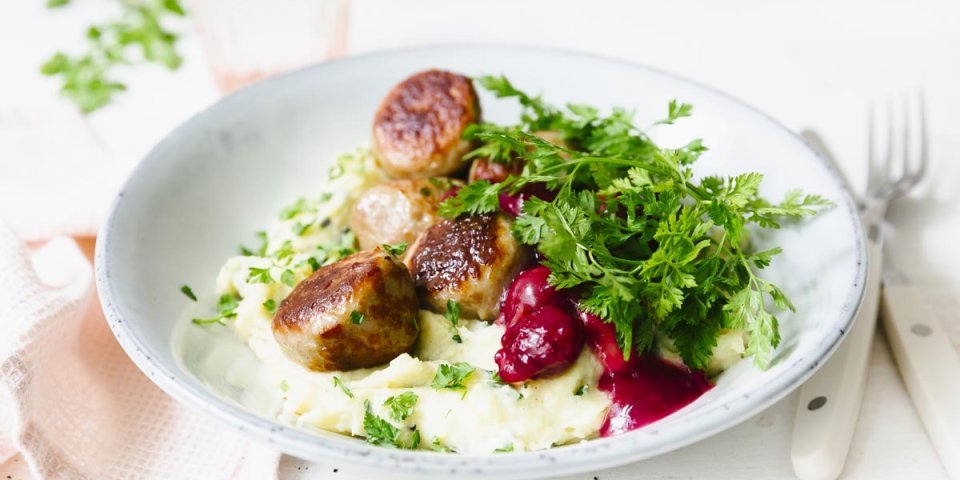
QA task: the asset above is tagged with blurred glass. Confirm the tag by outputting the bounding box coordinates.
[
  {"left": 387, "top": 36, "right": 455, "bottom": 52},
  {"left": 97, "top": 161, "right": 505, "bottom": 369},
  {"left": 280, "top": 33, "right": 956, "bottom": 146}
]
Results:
[{"left": 188, "top": 0, "right": 349, "bottom": 93}]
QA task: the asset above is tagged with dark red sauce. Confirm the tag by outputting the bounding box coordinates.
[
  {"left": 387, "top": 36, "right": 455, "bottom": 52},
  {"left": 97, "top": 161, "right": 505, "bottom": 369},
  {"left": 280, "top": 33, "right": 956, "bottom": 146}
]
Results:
[
  {"left": 495, "top": 265, "right": 713, "bottom": 436},
  {"left": 597, "top": 355, "right": 712, "bottom": 436}
]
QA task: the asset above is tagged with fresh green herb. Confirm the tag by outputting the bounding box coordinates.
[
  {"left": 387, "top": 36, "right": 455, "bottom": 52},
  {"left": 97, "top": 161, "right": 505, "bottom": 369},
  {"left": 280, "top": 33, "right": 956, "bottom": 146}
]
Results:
[
  {"left": 431, "top": 437, "right": 453, "bottom": 453},
  {"left": 383, "top": 391, "right": 418, "bottom": 422},
  {"left": 332, "top": 376, "right": 353, "bottom": 398},
  {"left": 247, "top": 266, "right": 274, "bottom": 284},
  {"left": 574, "top": 385, "right": 588, "bottom": 396},
  {"left": 408, "top": 429, "right": 421, "bottom": 450},
  {"left": 217, "top": 293, "right": 240, "bottom": 318},
  {"left": 279, "top": 380, "right": 289, "bottom": 392},
  {"left": 439, "top": 76, "right": 831, "bottom": 370},
  {"left": 362, "top": 400, "right": 400, "bottom": 447},
  {"left": 431, "top": 362, "right": 474, "bottom": 396},
  {"left": 192, "top": 293, "right": 241, "bottom": 326},
  {"left": 350, "top": 311, "right": 365, "bottom": 325},
  {"left": 279, "top": 197, "right": 317, "bottom": 220},
  {"left": 489, "top": 371, "right": 506, "bottom": 387},
  {"left": 180, "top": 285, "right": 197, "bottom": 301},
  {"left": 307, "top": 257, "right": 322, "bottom": 272},
  {"left": 444, "top": 300, "right": 463, "bottom": 343},
  {"left": 41, "top": 0, "right": 187, "bottom": 113},
  {"left": 280, "top": 269, "right": 296, "bottom": 287},
  {"left": 273, "top": 240, "right": 295, "bottom": 263},
  {"left": 381, "top": 241, "right": 408, "bottom": 257},
  {"left": 494, "top": 443, "right": 514, "bottom": 453},
  {"left": 191, "top": 316, "right": 226, "bottom": 326},
  {"left": 291, "top": 221, "right": 311, "bottom": 236},
  {"left": 240, "top": 231, "right": 269, "bottom": 257},
  {"left": 263, "top": 299, "right": 277, "bottom": 314}
]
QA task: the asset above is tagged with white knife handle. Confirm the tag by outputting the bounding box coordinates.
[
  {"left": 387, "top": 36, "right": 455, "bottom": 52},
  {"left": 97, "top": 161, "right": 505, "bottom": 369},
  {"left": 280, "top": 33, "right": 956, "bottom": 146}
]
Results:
[
  {"left": 791, "top": 240, "right": 882, "bottom": 480},
  {"left": 882, "top": 283, "right": 960, "bottom": 479}
]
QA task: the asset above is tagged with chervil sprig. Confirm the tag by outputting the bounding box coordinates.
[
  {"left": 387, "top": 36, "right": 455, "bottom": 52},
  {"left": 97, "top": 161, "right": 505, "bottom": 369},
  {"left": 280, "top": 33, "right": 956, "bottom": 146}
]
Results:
[{"left": 439, "top": 75, "right": 832, "bottom": 370}]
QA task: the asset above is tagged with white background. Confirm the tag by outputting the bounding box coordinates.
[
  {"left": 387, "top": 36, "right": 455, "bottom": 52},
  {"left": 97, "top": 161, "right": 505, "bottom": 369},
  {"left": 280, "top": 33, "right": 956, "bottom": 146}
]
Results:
[{"left": 2, "top": 0, "right": 959, "bottom": 478}]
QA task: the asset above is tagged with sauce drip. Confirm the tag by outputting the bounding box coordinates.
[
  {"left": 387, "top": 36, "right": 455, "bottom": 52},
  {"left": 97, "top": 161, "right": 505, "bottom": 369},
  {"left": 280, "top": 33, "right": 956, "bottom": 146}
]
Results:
[{"left": 597, "top": 355, "right": 712, "bottom": 437}]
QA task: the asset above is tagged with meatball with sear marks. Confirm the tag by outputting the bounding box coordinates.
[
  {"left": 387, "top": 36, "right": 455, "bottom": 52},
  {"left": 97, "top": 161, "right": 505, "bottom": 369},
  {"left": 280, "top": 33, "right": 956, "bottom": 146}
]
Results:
[
  {"left": 272, "top": 248, "right": 418, "bottom": 371},
  {"left": 405, "top": 214, "right": 528, "bottom": 321}
]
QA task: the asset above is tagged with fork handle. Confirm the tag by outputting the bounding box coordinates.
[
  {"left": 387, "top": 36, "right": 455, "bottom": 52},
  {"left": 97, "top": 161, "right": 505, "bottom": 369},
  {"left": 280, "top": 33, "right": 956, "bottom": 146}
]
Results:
[
  {"left": 791, "top": 240, "right": 882, "bottom": 480},
  {"left": 882, "top": 284, "right": 960, "bottom": 479}
]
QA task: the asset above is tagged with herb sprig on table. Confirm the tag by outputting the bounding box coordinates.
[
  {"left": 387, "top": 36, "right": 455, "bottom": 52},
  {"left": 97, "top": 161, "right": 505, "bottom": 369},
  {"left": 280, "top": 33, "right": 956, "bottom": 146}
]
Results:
[
  {"left": 441, "top": 76, "right": 832, "bottom": 370},
  {"left": 41, "top": 0, "right": 187, "bottom": 113}
]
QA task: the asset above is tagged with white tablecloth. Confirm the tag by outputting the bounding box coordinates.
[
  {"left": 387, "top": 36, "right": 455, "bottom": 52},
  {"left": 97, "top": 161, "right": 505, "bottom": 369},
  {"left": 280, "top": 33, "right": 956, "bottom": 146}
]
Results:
[{"left": 2, "top": 0, "right": 958, "bottom": 478}]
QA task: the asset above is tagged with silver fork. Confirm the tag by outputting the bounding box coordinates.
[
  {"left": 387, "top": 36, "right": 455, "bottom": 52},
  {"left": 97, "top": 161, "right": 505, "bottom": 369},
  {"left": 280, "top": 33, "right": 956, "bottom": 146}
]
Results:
[{"left": 791, "top": 93, "right": 959, "bottom": 480}]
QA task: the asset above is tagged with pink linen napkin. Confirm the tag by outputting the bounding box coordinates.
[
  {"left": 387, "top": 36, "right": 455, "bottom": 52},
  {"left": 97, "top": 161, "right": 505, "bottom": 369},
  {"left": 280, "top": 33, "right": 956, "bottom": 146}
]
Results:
[{"left": 0, "top": 222, "right": 281, "bottom": 479}]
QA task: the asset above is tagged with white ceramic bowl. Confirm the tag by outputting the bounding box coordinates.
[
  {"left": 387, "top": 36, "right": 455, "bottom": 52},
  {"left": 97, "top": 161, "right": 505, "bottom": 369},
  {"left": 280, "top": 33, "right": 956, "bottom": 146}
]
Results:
[{"left": 95, "top": 45, "right": 866, "bottom": 479}]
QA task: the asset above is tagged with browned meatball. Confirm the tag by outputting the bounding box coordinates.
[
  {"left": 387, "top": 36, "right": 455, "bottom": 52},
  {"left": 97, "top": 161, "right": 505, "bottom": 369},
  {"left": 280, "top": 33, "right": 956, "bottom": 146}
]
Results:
[
  {"left": 272, "top": 248, "right": 419, "bottom": 371},
  {"left": 372, "top": 70, "right": 480, "bottom": 179},
  {"left": 405, "top": 214, "right": 528, "bottom": 321},
  {"left": 349, "top": 178, "right": 458, "bottom": 252}
]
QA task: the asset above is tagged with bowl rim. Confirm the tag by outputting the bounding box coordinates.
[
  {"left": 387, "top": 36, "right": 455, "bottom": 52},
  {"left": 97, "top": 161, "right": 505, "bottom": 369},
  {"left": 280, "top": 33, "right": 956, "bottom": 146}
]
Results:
[{"left": 94, "top": 43, "right": 868, "bottom": 478}]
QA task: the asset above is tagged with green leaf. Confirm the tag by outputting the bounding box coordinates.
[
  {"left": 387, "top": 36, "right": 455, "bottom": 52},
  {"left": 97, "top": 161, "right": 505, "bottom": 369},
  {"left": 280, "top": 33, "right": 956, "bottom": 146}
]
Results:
[
  {"left": 350, "top": 311, "right": 365, "bottom": 325},
  {"left": 437, "top": 180, "right": 503, "bottom": 218},
  {"left": 262, "top": 299, "right": 277, "bottom": 314},
  {"left": 362, "top": 400, "right": 400, "bottom": 447},
  {"left": 383, "top": 391, "right": 418, "bottom": 422},
  {"left": 431, "top": 362, "right": 474, "bottom": 396},
  {"left": 333, "top": 376, "right": 353, "bottom": 398},
  {"left": 280, "top": 269, "right": 296, "bottom": 287},
  {"left": 180, "top": 285, "right": 197, "bottom": 301},
  {"left": 381, "top": 241, "right": 408, "bottom": 257}
]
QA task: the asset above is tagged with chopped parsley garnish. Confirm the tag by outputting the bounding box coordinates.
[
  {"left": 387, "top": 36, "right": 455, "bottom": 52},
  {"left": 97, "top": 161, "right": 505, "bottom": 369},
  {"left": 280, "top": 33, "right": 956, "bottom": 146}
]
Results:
[
  {"left": 247, "top": 266, "right": 274, "bottom": 284},
  {"left": 431, "top": 437, "right": 453, "bottom": 453},
  {"left": 445, "top": 300, "right": 462, "bottom": 343},
  {"left": 262, "top": 299, "right": 277, "bottom": 314},
  {"left": 383, "top": 391, "right": 418, "bottom": 422},
  {"left": 180, "top": 285, "right": 197, "bottom": 301},
  {"left": 408, "top": 429, "right": 421, "bottom": 450},
  {"left": 291, "top": 221, "right": 311, "bottom": 236},
  {"left": 332, "top": 376, "right": 353, "bottom": 398},
  {"left": 307, "top": 257, "right": 322, "bottom": 272},
  {"left": 431, "top": 362, "right": 474, "bottom": 396},
  {"left": 362, "top": 400, "right": 400, "bottom": 447},
  {"left": 574, "top": 385, "right": 588, "bottom": 396},
  {"left": 278, "top": 198, "right": 316, "bottom": 220},
  {"left": 439, "top": 75, "right": 831, "bottom": 370},
  {"left": 350, "top": 311, "right": 365, "bottom": 325},
  {"left": 495, "top": 443, "right": 514, "bottom": 453},
  {"left": 192, "top": 293, "right": 241, "bottom": 326},
  {"left": 279, "top": 380, "right": 289, "bottom": 392},
  {"left": 280, "top": 269, "right": 296, "bottom": 287},
  {"left": 381, "top": 241, "right": 408, "bottom": 257}
]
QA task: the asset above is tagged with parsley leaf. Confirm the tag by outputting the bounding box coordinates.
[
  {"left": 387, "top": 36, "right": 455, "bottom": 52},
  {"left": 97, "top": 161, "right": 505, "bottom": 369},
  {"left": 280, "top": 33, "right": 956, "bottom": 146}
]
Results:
[
  {"left": 332, "top": 376, "right": 353, "bottom": 398},
  {"left": 431, "top": 362, "right": 474, "bottom": 396},
  {"left": 362, "top": 400, "right": 400, "bottom": 447},
  {"left": 180, "top": 285, "right": 197, "bottom": 301},
  {"left": 381, "top": 241, "right": 408, "bottom": 257},
  {"left": 262, "top": 299, "right": 277, "bottom": 314},
  {"left": 350, "top": 311, "right": 365, "bottom": 325},
  {"left": 444, "top": 300, "right": 463, "bottom": 343},
  {"left": 383, "top": 391, "right": 418, "bottom": 422}
]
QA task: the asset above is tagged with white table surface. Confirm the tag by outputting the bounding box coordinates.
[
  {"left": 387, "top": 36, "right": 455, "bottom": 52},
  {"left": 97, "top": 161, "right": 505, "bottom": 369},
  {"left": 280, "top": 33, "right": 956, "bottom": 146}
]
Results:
[{"left": 2, "top": 0, "right": 959, "bottom": 478}]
